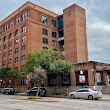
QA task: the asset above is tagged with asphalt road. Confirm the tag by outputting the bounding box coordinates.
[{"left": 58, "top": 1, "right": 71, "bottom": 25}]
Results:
[{"left": 0, "top": 94, "right": 110, "bottom": 110}]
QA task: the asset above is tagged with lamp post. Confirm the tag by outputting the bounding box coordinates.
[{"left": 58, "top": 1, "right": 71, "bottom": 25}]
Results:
[
  {"left": 80, "top": 70, "right": 84, "bottom": 88},
  {"left": 0, "top": 79, "right": 2, "bottom": 86}
]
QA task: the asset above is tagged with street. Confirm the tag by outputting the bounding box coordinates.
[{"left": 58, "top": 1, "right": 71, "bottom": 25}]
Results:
[{"left": 0, "top": 95, "right": 110, "bottom": 110}]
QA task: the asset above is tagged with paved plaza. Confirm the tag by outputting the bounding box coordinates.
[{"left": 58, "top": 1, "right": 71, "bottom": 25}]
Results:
[{"left": 0, "top": 94, "right": 110, "bottom": 110}]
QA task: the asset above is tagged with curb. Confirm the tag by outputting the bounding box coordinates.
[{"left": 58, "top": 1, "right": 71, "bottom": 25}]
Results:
[{"left": 11, "top": 97, "right": 61, "bottom": 102}]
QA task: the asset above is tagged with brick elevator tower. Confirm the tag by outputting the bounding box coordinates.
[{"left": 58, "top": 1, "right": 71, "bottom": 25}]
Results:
[{"left": 63, "top": 4, "right": 88, "bottom": 63}]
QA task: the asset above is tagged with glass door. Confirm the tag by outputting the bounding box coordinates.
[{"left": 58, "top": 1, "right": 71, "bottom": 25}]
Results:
[{"left": 108, "top": 75, "right": 110, "bottom": 86}]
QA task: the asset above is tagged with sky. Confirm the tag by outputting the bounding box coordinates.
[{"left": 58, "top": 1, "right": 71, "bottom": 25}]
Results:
[{"left": 0, "top": 0, "right": 110, "bottom": 63}]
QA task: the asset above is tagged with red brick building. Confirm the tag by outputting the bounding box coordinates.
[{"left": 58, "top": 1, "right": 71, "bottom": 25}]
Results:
[{"left": 0, "top": 2, "right": 109, "bottom": 92}]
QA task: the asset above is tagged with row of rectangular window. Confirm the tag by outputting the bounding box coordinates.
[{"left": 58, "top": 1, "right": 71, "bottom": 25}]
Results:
[
  {"left": 2, "top": 62, "right": 25, "bottom": 73},
  {"left": 0, "top": 36, "right": 26, "bottom": 50},
  {"left": 0, "top": 26, "right": 26, "bottom": 43},
  {"left": 3, "top": 55, "right": 26, "bottom": 65},
  {"left": 0, "top": 45, "right": 26, "bottom": 58},
  {"left": 42, "top": 16, "right": 56, "bottom": 27},
  {"left": 0, "top": 12, "right": 27, "bottom": 34},
  {"left": 0, "top": 14, "right": 56, "bottom": 35},
  {"left": 43, "top": 38, "right": 57, "bottom": 46},
  {"left": 42, "top": 29, "right": 57, "bottom": 38},
  {"left": 0, "top": 27, "right": 57, "bottom": 44}
]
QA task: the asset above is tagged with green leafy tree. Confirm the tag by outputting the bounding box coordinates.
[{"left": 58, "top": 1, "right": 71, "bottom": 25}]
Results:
[
  {"left": 0, "top": 67, "right": 11, "bottom": 79},
  {"left": 0, "top": 67, "right": 22, "bottom": 87},
  {"left": 25, "top": 49, "right": 59, "bottom": 73},
  {"left": 29, "top": 66, "right": 46, "bottom": 96},
  {"left": 8, "top": 69, "right": 23, "bottom": 79},
  {"left": 50, "top": 60, "right": 73, "bottom": 86}
]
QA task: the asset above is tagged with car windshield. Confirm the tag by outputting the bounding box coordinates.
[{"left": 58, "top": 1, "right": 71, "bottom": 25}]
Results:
[{"left": 32, "top": 88, "right": 37, "bottom": 90}]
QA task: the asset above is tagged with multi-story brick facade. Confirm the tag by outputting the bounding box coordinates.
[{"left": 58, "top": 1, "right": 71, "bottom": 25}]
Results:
[
  {"left": 0, "top": 2, "right": 88, "bottom": 89},
  {"left": 2, "top": 2, "right": 107, "bottom": 91}
]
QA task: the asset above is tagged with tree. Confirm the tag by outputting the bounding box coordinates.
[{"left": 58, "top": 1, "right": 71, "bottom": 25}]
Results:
[
  {"left": 8, "top": 69, "right": 23, "bottom": 79},
  {"left": 29, "top": 66, "right": 46, "bottom": 96},
  {"left": 25, "top": 49, "right": 59, "bottom": 73},
  {"left": 50, "top": 60, "right": 73, "bottom": 76},
  {"left": 0, "top": 67, "right": 11, "bottom": 79},
  {"left": 50, "top": 60, "right": 73, "bottom": 93},
  {"left": 0, "top": 67, "right": 22, "bottom": 87},
  {"left": 25, "top": 49, "right": 73, "bottom": 92}
]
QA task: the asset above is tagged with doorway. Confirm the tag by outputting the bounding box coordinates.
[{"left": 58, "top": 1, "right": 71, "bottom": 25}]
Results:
[{"left": 107, "top": 73, "right": 110, "bottom": 86}]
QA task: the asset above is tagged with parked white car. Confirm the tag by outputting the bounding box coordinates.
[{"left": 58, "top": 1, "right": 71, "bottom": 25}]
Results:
[{"left": 69, "top": 88, "right": 103, "bottom": 100}]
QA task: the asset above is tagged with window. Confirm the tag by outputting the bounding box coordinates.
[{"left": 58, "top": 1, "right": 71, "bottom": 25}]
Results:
[
  {"left": 3, "top": 52, "right": 6, "bottom": 57},
  {"left": 4, "top": 44, "right": 7, "bottom": 49},
  {"left": 43, "top": 38, "right": 48, "bottom": 44},
  {"left": 61, "top": 74, "right": 70, "bottom": 85},
  {"left": 52, "top": 32, "right": 57, "bottom": 38},
  {"left": 22, "top": 25, "right": 26, "bottom": 32},
  {"left": 22, "top": 12, "right": 27, "bottom": 21},
  {"left": 15, "top": 57, "right": 19, "bottom": 63},
  {"left": 22, "top": 45, "right": 26, "bottom": 51},
  {"left": 52, "top": 19, "right": 56, "bottom": 27},
  {"left": 21, "top": 77, "right": 26, "bottom": 85},
  {"left": 61, "top": 51, "right": 65, "bottom": 56},
  {"left": 9, "top": 33, "right": 13, "bottom": 39},
  {"left": 76, "top": 90, "right": 83, "bottom": 92},
  {"left": 15, "top": 39, "right": 19, "bottom": 44},
  {"left": 21, "top": 65, "right": 26, "bottom": 72},
  {"left": 42, "top": 28, "right": 48, "bottom": 36},
  {"left": 5, "top": 24, "right": 8, "bottom": 31},
  {"left": 4, "top": 36, "right": 7, "bottom": 42},
  {"left": 10, "top": 20, "right": 14, "bottom": 28},
  {"left": 9, "top": 50, "right": 12, "bottom": 56},
  {"left": 58, "top": 15, "right": 63, "bottom": 29},
  {"left": 42, "top": 16, "right": 48, "bottom": 24},
  {"left": 9, "top": 59, "right": 12, "bottom": 64},
  {"left": 22, "top": 36, "right": 26, "bottom": 42},
  {"left": 15, "top": 48, "right": 19, "bottom": 54},
  {"left": 3, "top": 61, "right": 6, "bottom": 66},
  {"left": 15, "top": 67, "right": 18, "bottom": 70},
  {"left": 9, "top": 42, "right": 12, "bottom": 47},
  {"left": 22, "top": 55, "right": 26, "bottom": 61},
  {"left": 82, "top": 90, "right": 89, "bottom": 92},
  {"left": 15, "top": 29, "right": 19, "bottom": 36},
  {"left": 52, "top": 40, "right": 57, "bottom": 46},
  {"left": 43, "top": 47, "right": 48, "bottom": 49},
  {"left": 16, "top": 16, "right": 20, "bottom": 24}
]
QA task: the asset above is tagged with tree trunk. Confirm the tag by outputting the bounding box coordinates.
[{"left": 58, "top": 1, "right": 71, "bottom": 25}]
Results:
[{"left": 36, "top": 86, "right": 40, "bottom": 96}]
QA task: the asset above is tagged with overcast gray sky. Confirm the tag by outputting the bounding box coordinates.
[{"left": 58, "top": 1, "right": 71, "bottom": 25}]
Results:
[{"left": 0, "top": 0, "right": 110, "bottom": 63}]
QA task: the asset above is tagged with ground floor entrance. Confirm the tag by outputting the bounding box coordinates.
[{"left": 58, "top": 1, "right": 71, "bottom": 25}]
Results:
[{"left": 107, "top": 72, "right": 110, "bottom": 86}]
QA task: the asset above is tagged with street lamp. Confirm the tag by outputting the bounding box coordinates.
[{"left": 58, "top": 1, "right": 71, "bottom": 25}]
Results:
[
  {"left": 80, "top": 69, "right": 84, "bottom": 88},
  {"left": 0, "top": 79, "right": 2, "bottom": 86},
  {"left": 80, "top": 70, "right": 83, "bottom": 75}
]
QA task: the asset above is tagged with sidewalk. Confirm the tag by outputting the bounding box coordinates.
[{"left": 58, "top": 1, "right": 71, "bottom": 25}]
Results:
[
  {"left": 13, "top": 92, "right": 110, "bottom": 102},
  {"left": 102, "top": 94, "right": 110, "bottom": 101},
  {"left": 11, "top": 95, "right": 61, "bottom": 102}
]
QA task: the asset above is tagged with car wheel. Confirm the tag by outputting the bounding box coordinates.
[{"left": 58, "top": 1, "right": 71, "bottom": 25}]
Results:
[
  {"left": 95, "top": 98, "right": 99, "bottom": 100},
  {"left": 6, "top": 92, "right": 9, "bottom": 95},
  {"left": 88, "top": 95, "right": 93, "bottom": 100},
  {"left": 70, "top": 94, "right": 75, "bottom": 99}
]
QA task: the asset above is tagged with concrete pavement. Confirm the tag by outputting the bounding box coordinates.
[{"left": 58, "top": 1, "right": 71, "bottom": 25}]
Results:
[{"left": 13, "top": 92, "right": 110, "bottom": 102}]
